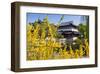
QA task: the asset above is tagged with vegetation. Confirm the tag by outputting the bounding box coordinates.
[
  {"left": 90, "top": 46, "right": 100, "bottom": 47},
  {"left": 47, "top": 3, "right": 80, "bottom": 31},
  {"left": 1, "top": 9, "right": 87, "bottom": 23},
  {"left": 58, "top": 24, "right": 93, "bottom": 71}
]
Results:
[{"left": 27, "top": 16, "right": 89, "bottom": 60}]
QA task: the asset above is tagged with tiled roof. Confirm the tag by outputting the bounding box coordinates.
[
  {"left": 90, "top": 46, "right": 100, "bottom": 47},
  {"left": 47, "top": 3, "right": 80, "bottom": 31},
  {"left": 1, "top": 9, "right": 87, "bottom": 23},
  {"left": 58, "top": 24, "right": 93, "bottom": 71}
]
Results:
[
  {"left": 60, "top": 21, "right": 73, "bottom": 26},
  {"left": 59, "top": 21, "right": 77, "bottom": 28}
]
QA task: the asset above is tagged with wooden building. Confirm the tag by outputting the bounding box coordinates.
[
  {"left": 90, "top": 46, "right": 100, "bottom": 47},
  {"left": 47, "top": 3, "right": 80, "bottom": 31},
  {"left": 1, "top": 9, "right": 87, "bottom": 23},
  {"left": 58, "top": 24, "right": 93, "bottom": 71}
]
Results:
[{"left": 58, "top": 21, "right": 80, "bottom": 44}]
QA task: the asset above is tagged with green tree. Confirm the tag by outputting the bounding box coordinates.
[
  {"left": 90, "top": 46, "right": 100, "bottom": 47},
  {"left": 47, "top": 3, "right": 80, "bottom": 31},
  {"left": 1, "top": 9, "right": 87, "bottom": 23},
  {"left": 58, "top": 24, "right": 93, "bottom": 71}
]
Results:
[{"left": 78, "top": 24, "right": 89, "bottom": 41}]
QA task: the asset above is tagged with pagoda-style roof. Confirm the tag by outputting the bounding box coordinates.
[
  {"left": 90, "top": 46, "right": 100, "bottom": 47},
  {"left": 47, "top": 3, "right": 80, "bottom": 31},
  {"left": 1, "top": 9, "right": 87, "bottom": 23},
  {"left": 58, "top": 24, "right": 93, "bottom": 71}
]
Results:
[
  {"left": 58, "top": 21, "right": 78, "bottom": 29},
  {"left": 61, "top": 31, "right": 80, "bottom": 35},
  {"left": 61, "top": 31, "right": 80, "bottom": 38}
]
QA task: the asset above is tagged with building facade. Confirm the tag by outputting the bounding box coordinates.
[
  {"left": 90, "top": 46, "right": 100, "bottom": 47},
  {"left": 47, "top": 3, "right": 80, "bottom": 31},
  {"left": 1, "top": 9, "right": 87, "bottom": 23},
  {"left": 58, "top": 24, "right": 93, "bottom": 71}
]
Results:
[{"left": 58, "top": 21, "right": 80, "bottom": 44}]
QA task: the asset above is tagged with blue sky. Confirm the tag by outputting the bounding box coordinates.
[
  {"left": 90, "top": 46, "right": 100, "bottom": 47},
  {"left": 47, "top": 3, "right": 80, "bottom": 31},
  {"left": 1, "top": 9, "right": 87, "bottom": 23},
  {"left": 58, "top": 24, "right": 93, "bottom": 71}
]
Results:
[{"left": 26, "top": 13, "right": 88, "bottom": 25}]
